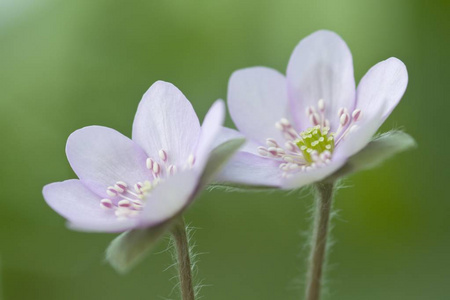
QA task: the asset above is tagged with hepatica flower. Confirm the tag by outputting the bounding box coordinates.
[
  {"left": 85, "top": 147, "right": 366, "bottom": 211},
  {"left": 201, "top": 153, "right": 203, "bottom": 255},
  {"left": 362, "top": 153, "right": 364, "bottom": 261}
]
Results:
[
  {"left": 43, "top": 81, "right": 243, "bottom": 274},
  {"left": 218, "top": 30, "right": 415, "bottom": 189}
]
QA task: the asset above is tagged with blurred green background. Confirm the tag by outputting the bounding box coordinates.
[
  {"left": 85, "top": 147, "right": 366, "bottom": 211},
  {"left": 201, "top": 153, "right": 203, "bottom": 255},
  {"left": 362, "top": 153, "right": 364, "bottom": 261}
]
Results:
[{"left": 0, "top": 0, "right": 448, "bottom": 299}]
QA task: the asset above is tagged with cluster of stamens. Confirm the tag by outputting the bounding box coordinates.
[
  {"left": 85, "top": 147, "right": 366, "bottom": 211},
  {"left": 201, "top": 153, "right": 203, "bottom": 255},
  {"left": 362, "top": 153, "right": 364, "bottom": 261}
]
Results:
[
  {"left": 257, "top": 99, "right": 362, "bottom": 178},
  {"left": 99, "top": 149, "right": 196, "bottom": 220}
]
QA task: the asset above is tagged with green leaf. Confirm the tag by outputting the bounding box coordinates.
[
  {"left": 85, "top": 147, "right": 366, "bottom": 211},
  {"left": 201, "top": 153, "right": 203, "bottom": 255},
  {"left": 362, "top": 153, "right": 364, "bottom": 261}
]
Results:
[
  {"left": 105, "top": 221, "right": 174, "bottom": 273},
  {"left": 326, "top": 131, "right": 416, "bottom": 182}
]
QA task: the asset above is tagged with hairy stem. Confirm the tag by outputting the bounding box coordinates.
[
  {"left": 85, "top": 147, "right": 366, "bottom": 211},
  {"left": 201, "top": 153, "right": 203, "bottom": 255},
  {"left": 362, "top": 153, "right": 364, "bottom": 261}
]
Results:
[
  {"left": 171, "top": 218, "right": 195, "bottom": 300},
  {"left": 305, "top": 182, "right": 335, "bottom": 300}
]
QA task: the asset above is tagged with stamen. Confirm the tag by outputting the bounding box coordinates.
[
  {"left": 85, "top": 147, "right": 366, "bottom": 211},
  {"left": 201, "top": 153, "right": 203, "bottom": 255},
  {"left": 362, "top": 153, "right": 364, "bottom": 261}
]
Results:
[
  {"left": 152, "top": 162, "right": 161, "bottom": 175},
  {"left": 352, "top": 109, "right": 362, "bottom": 121},
  {"left": 340, "top": 112, "right": 350, "bottom": 126},
  {"left": 159, "top": 149, "right": 168, "bottom": 162},
  {"left": 118, "top": 200, "right": 131, "bottom": 208},
  {"left": 167, "top": 164, "right": 177, "bottom": 175},
  {"left": 106, "top": 186, "right": 118, "bottom": 197},
  {"left": 100, "top": 199, "right": 113, "bottom": 209},
  {"left": 318, "top": 99, "right": 325, "bottom": 112},
  {"left": 187, "top": 154, "right": 195, "bottom": 167},
  {"left": 146, "top": 158, "right": 154, "bottom": 170},
  {"left": 257, "top": 146, "right": 269, "bottom": 156},
  {"left": 266, "top": 138, "right": 278, "bottom": 148}
]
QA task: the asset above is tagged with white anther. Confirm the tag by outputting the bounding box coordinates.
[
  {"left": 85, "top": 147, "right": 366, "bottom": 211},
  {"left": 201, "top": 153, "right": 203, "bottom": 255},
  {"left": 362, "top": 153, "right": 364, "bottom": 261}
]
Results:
[
  {"left": 352, "top": 109, "right": 362, "bottom": 121},
  {"left": 349, "top": 124, "right": 358, "bottom": 134},
  {"left": 133, "top": 203, "right": 143, "bottom": 210},
  {"left": 338, "top": 107, "right": 348, "bottom": 117},
  {"left": 115, "top": 207, "right": 133, "bottom": 218},
  {"left": 289, "top": 163, "right": 299, "bottom": 170},
  {"left": 324, "top": 119, "right": 330, "bottom": 128},
  {"left": 114, "top": 184, "right": 125, "bottom": 194},
  {"left": 306, "top": 106, "right": 315, "bottom": 116},
  {"left": 268, "top": 147, "right": 278, "bottom": 156},
  {"left": 167, "top": 164, "right": 177, "bottom": 175},
  {"left": 340, "top": 112, "right": 350, "bottom": 126},
  {"left": 152, "top": 162, "right": 161, "bottom": 174},
  {"left": 257, "top": 146, "right": 268, "bottom": 156},
  {"left": 146, "top": 158, "right": 154, "bottom": 170},
  {"left": 280, "top": 118, "right": 290, "bottom": 127},
  {"left": 277, "top": 148, "right": 285, "bottom": 155},
  {"left": 283, "top": 156, "right": 294, "bottom": 163},
  {"left": 106, "top": 186, "right": 118, "bottom": 197},
  {"left": 187, "top": 154, "right": 195, "bottom": 167},
  {"left": 285, "top": 141, "right": 297, "bottom": 152},
  {"left": 310, "top": 113, "right": 320, "bottom": 126},
  {"left": 318, "top": 99, "right": 325, "bottom": 112},
  {"left": 116, "top": 181, "right": 127, "bottom": 190},
  {"left": 275, "top": 122, "right": 283, "bottom": 131},
  {"left": 118, "top": 200, "right": 131, "bottom": 208},
  {"left": 100, "top": 199, "right": 113, "bottom": 209},
  {"left": 134, "top": 183, "right": 142, "bottom": 193},
  {"left": 159, "top": 149, "right": 168, "bottom": 162},
  {"left": 266, "top": 138, "right": 278, "bottom": 148}
]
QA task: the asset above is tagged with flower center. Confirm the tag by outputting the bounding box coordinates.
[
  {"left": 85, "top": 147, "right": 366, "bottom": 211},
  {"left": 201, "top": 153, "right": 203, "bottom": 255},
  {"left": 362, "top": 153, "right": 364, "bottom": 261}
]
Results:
[
  {"left": 99, "top": 149, "right": 196, "bottom": 220},
  {"left": 256, "top": 99, "right": 362, "bottom": 178},
  {"left": 295, "top": 125, "right": 334, "bottom": 164}
]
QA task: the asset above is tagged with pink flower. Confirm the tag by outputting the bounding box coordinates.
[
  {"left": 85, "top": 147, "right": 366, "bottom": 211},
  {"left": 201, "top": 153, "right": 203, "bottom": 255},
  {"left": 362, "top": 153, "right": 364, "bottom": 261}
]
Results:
[
  {"left": 217, "top": 30, "right": 414, "bottom": 189},
  {"left": 43, "top": 81, "right": 242, "bottom": 233}
]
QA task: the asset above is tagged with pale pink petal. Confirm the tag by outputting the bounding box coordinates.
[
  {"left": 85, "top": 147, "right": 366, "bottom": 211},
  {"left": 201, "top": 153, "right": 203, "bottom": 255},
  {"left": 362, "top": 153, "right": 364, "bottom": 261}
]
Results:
[
  {"left": 281, "top": 154, "right": 347, "bottom": 189},
  {"left": 43, "top": 180, "right": 138, "bottom": 232},
  {"left": 215, "top": 152, "right": 283, "bottom": 187},
  {"left": 140, "top": 170, "right": 200, "bottom": 227},
  {"left": 287, "top": 30, "right": 355, "bottom": 131},
  {"left": 66, "top": 126, "right": 152, "bottom": 198},
  {"left": 132, "top": 81, "right": 201, "bottom": 166},
  {"left": 212, "top": 127, "right": 259, "bottom": 154},
  {"left": 355, "top": 57, "right": 408, "bottom": 125},
  {"left": 336, "top": 58, "right": 408, "bottom": 157},
  {"left": 194, "top": 99, "right": 225, "bottom": 171},
  {"left": 228, "top": 67, "right": 291, "bottom": 144}
]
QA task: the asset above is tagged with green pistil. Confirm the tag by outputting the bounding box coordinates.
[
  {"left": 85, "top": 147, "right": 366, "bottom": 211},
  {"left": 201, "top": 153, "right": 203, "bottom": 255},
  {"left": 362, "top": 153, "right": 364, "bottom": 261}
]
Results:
[{"left": 295, "top": 125, "right": 334, "bottom": 163}]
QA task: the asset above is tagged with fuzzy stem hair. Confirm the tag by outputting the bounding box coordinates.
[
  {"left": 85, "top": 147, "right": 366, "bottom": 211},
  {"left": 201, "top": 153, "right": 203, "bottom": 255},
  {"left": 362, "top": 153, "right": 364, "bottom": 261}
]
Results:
[
  {"left": 305, "top": 182, "right": 335, "bottom": 300},
  {"left": 171, "top": 218, "right": 195, "bottom": 300}
]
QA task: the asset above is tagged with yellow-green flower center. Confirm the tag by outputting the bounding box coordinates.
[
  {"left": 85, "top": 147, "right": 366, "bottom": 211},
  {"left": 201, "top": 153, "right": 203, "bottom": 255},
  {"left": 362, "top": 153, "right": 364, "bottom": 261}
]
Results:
[{"left": 295, "top": 125, "right": 335, "bottom": 163}]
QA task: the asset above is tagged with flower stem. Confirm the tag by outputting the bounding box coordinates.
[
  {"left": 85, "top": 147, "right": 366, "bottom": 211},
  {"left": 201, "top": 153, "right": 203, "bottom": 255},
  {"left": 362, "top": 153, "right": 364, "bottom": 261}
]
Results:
[
  {"left": 305, "top": 182, "right": 335, "bottom": 300},
  {"left": 171, "top": 218, "right": 195, "bottom": 300}
]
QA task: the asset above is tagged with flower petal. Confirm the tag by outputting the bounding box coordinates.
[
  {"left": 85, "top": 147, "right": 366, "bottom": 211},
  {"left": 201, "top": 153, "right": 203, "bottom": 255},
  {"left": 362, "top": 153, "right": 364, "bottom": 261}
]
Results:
[
  {"left": 281, "top": 154, "right": 347, "bottom": 189},
  {"left": 228, "top": 67, "right": 291, "bottom": 144},
  {"left": 194, "top": 99, "right": 225, "bottom": 171},
  {"left": 355, "top": 57, "right": 408, "bottom": 125},
  {"left": 336, "top": 58, "right": 408, "bottom": 157},
  {"left": 327, "top": 131, "right": 416, "bottom": 182},
  {"left": 212, "top": 127, "right": 259, "bottom": 154},
  {"left": 66, "top": 126, "right": 152, "bottom": 198},
  {"left": 132, "top": 81, "right": 201, "bottom": 166},
  {"left": 215, "top": 152, "right": 283, "bottom": 187},
  {"left": 139, "top": 170, "right": 200, "bottom": 227},
  {"left": 199, "top": 137, "right": 246, "bottom": 188},
  {"left": 43, "top": 180, "right": 138, "bottom": 232},
  {"left": 287, "top": 30, "right": 355, "bottom": 131}
]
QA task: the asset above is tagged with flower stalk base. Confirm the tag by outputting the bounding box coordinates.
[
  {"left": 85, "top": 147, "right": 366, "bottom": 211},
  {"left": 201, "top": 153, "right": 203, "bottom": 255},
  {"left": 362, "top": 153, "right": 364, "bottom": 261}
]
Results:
[
  {"left": 305, "top": 182, "right": 335, "bottom": 300},
  {"left": 171, "top": 218, "right": 195, "bottom": 300}
]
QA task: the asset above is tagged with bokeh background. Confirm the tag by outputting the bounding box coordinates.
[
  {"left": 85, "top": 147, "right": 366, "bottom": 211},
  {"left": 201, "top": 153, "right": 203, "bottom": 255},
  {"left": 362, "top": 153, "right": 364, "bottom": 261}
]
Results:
[{"left": 0, "top": 0, "right": 448, "bottom": 299}]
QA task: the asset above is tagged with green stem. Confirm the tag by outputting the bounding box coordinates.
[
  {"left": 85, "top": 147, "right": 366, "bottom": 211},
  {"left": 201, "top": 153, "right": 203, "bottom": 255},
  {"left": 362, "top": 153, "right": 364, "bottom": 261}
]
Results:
[
  {"left": 171, "top": 218, "right": 195, "bottom": 300},
  {"left": 305, "top": 182, "right": 335, "bottom": 300}
]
